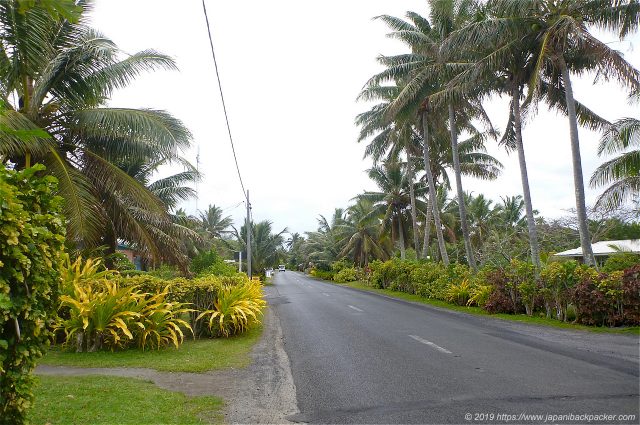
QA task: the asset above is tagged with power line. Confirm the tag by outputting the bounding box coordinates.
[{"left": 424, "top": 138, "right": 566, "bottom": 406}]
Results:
[{"left": 201, "top": 0, "right": 248, "bottom": 202}]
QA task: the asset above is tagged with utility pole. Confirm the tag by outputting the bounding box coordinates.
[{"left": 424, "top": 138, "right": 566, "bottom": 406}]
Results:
[
  {"left": 238, "top": 251, "right": 242, "bottom": 273},
  {"left": 246, "top": 190, "right": 252, "bottom": 279}
]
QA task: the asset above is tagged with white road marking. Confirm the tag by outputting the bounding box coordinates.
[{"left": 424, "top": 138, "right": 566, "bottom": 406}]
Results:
[
  {"left": 322, "top": 293, "right": 330, "bottom": 297},
  {"left": 408, "top": 335, "right": 452, "bottom": 354},
  {"left": 348, "top": 305, "right": 364, "bottom": 312}
]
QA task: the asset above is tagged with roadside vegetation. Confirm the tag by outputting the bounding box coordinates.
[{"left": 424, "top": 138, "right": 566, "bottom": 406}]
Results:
[
  {"left": 286, "top": 0, "right": 640, "bottom": 331},
  {"left": 0, "top": 2, "right": 277, "bottom": 423}
]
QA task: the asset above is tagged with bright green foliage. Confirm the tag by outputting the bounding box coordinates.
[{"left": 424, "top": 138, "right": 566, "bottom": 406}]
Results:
[
  {"left": 0, "top": 165, "right": 65, "bottom": 424},
  {"left": 539, "top": 260, "right": 582, "bottom": 321},
  {"left": 506, "top": 259, "right": 537, "bottom": 316},
  {"left": 333, "top": 267, "right": 360, "bottom": 283},
  {"left": 190, "top": 248, "right": 236, "bottom": 277},
  {"left": 603, "top": 252, "right": 640, "bottom": 273},
  {"left": 197, "top": 279, "right": 266, "bottom": 337}
]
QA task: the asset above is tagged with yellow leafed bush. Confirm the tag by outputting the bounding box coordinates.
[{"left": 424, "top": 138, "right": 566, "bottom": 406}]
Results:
[
  {"left": 446, "top": 279, "right": 473, "bottom": 306},
  {"left": 197, "top": 279, "right": 266, "bottom": 337}
]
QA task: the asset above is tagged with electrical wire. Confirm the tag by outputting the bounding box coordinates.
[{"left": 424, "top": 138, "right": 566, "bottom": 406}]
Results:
[{"left": 201, "top": 0, "right": 248, "bottom": 202}]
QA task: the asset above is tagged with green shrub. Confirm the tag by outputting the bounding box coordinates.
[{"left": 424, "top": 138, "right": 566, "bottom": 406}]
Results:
[
  {"left": 411, "top": 262, "right": 448, "bottom": 300},
  {"left": 506, "top": 259, "right": 537, "bottom": 316},
  {"left": 0, "top": 165, "right": 66, "bottom": 423},
  {"left": 540, "top": 260, "right": 582, "bottom": 321},
  {"left": 147, "top": 264, "right": 182, "bottom": 280},
  {"left": 368, "top": 259, "right": 417, "bottom": 292},
  {"left": 190, "top": 249, "right": 236, "bottom": 277},
  {"left": 603, "top": 252, "right": 640, "bottom": 273},
  {"left": 309, "top": 268, "right": 335, "bottom": 281},
  {"left": 333, "top": 267, "right": 359, "bottom": 283},
  {"left": 331, "top": 259, "right": 351, "bottom": 273}
]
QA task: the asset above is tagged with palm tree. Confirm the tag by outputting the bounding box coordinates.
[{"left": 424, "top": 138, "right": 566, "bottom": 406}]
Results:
[
  {"left": 0, "top": 2, "right": 194, "bottom": 262},
  {"left": 481, "top": 0, "right": 640, "bottom": 266},
  {"left": 356, "top": 84, "right": 425, "bottom": 258},
  {"left": 359, "top": 160, "right": 428, "bottom": 259},
  {"left": 337, "top": 199, "right": 389, "bottom": 266},
  {"left": 235, "top": 220, "right": 287, "bottom": 274},
  {"left": 303, "top": 209, "right": 347, "bottom": 267},
  {"left": 591, "top": 114, "right": 640, "bottom": 210},
  {"left": 440, "top": 0, "right": 616, "bottom": 268},
  {"left": 368, "top": 3, "right": 498, "bottom": 269},
  {"left": 199, "top": 204, "right": 233, "bottom": 240}
]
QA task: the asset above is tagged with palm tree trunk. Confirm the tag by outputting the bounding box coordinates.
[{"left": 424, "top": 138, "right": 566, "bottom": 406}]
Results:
[
  {"left": 558, "top": 57, "right": 596, "bottom": 266},
  {"left": 421, "top": 111, "right": 450, "bottom": 265},
  {"left": 407, "top": 154, "right": 421, "bottom": 258},
  {"left": 512, "top": 84, "right": 541, "bottom": 269},
  {"left": 448, "top": 103, "right": 476, "bottom": 270},
  {"left": 422, "top": 196, "right": 432, "bottom": 260},
  {"left": 397, "top": 213, "right": 406, "bottom": 259}
]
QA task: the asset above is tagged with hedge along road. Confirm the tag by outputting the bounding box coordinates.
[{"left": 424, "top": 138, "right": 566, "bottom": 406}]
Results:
[{"left": 270, "top": 271, "right": 639, "bottom": 424}]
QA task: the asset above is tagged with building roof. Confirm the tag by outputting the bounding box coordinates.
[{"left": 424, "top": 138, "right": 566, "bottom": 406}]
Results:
[{"left": 554, "top": 239, "right": 640, "bottom": 257}]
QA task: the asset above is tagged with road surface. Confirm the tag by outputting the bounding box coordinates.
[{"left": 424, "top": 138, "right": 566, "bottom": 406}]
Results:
[{"left": 268, "top": 271, "right": 639, "bottom": 424}]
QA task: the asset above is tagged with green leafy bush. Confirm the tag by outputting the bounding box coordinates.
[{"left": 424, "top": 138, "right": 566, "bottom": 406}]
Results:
[
  {"left": 309, "top": 268, "right": 335, "bottom": 281},
  {"left": 0, "top": 165, "right": 66, "bottom": 423},
  {"left": 506, "top": 260, "right": 537, "bottom": 316},
  {"left": 190, "top": 249, "right": 236, "bottom": 277},
  {"left": 539, "top": 260, "right": 582, "bottom": 321},
  {"left": 603, "top": 252, "right": 640, "bottom": 273},
  {"left": 333, "top": 267, "right": 359, "bottom": 283}
]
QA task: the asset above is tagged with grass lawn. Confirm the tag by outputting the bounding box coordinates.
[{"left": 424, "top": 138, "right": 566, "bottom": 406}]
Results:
[
  {"left": 334, "top": 281, "right": 640, "bottom": 335},
  {"left": 29, "top": 375, "right": 223, "bottom": 425},
  {"left": 41, "top": 324, "right": 262, "bottom": 372}
]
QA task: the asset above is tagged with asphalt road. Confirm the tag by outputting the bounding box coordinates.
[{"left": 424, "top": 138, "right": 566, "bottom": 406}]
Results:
[{"left": 268, "top": 271, "right": 640, "bottom": 424}]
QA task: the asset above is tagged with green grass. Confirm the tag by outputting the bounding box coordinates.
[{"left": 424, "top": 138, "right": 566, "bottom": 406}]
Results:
[
  {"left": 29, "top": 375, "right": 223, "bottom": 425},
  {"left": 41, "top": 324, "right": 263, "bottom": 372},
  {"left": 336, "top": 281, "right": 640, "bottom": 335}
]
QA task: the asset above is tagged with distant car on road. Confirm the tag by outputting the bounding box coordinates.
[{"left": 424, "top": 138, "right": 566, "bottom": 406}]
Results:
[{"left": 278, "top": 264, "right": 286, "bottom": 272}]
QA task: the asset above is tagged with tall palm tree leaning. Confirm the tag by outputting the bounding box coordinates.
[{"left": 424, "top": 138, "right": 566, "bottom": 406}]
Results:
[
  {"left": 363, "top": 12, "right": 453, "bottom": 264},
  {"left": 482, "top": 0, "right": 640, "bottom": 266},
  {"left": 356, "top": 83, "right": 425, "bottom": 258},
  {"left": 442, "top": 0, "right": 617, "bottom": 268},
  {"left": 369, "top": 3, "right": 498, "bottom": 270}
]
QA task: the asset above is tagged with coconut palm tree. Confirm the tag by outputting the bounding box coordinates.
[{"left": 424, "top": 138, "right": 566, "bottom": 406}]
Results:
[
  {"left": 356, "top": 84, "right": 425, "bottom": 258},
  {"left": 367, "top": 3, "right": 499, "bottom": 270},
  {"left": 199, "top": 204, "right": 234, "bottom": 240},
  {"left": 0, "top": 1, "right": 194, "bottom": 265},
  {"left": 235, "top": 220, "right": 287, "bottom": 274},
  {"left": 337, "top": 199, "right": 389, "bottom": 266},
  {"left": 358, "top": 160, "right": 428, "bottom": 259},
  {"left": 476, "top": 0, "right": 640, "bottom": 266},
  {"left": 303, "top": 209, "right": 347, "bottom": 267},
  {"left": 591, "top": 114, "right": 640, "bottom": 210},
  {"left": 440, "top": 0, "right": 616, "bottom": 268}
]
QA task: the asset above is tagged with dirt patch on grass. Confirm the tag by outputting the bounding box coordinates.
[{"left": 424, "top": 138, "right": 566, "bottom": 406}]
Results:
[{"left": 36, "top": 303, "right": 300, "bottom": 424}]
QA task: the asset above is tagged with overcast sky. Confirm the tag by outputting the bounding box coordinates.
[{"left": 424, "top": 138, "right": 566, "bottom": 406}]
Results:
[{"left": 90, "top": 0, "right": 639, "bottom": 236}]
